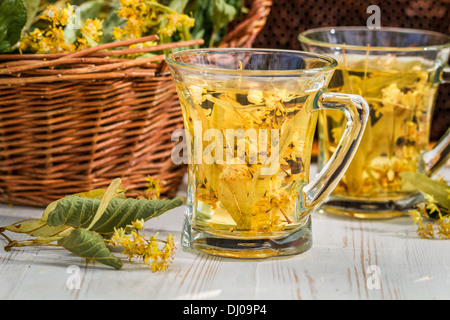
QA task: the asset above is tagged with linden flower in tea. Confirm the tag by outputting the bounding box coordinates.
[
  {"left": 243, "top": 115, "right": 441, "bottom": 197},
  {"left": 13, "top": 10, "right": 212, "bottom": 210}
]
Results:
[
  {"left": 321, "top": 54, "right": 437, "bottom": 199},
  {"left": 176, "top": 77, "right": 318, "bottom": 235}
]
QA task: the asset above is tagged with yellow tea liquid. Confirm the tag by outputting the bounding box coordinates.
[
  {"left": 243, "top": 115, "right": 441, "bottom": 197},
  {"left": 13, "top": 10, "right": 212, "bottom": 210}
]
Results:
[
  {"left": 176, "top": 79, "right": 318, "bottom": 238},
  {"left": 319, "top": 56, "right": 438, "bottom": 207}
]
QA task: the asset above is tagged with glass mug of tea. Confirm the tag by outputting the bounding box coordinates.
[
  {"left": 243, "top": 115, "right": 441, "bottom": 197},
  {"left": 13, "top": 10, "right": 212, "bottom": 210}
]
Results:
[
  {"left": 167, "top": 49, "right": 369, "bottom": 258},
  {"left": 299, "top": 27, "right": 450, "bottom": 219}
]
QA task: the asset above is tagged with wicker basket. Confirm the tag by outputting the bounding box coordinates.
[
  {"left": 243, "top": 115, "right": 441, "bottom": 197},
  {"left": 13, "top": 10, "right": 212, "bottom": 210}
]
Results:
[{"left": 0, "top": 0, "right": 272, "bottom": 207}]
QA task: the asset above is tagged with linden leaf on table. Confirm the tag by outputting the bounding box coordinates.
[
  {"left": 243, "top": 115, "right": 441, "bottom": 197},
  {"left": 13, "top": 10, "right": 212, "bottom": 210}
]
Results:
[
  {"left": 400, "top": 172, "right": 450, "bottom": 212},
  {"left": 47, "top": 195, "right": 185, "bottom": 234},
  {"left": 58, "top": 228, "right": 123, "bottom": 270}
]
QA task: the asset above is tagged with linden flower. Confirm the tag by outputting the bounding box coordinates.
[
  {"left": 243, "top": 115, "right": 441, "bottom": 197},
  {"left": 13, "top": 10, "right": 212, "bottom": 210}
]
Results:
[
  {"left": 408, "top": 192, "right": 450, "bottom": 240},
  {"left": 40, "top": 4, "right": 77, "bottom": 28},
  {"left": 219, "top": 164, "right": 252, "bottom": 181},
  {"left": 75, "top": 37, "right": 90, "bottom": 51},
  {"left": 43, "top": 5, "right": 66, "bottom": 27},
  {"left": 121, "top": 0, "right": 141, "bottom": 6},
  {"left": 159, "top": 13, "right": 194, "bottom": 37},
  {"left": 418, "top": 223, "right": 435, "bottom": 239},
  {"left": 110, "top": 222, "right": 176, "bottom": 272},
  {"left": 123, "top": 15, "right": 145, "bottom": 39},
  {"left": 187, "top": 85, "right": 205, "bottom": 105},
  {"left": 41, "top": 27, "right": 73, "bottom": 53},
  {"left": 248, "top": 182, "right": 293, "bottom": 233},
  {"left": 113, "top": 0, "right": 193, "bottom": 43},
  {"left": 20, "top": 5, "right": 102, "bottom": 53},
  {"left": 381, "top": 83, "right": 402, "bottom": 106},
  {"left": 82, "top": 18, "right": 103, "bottom": 42},
  {"left": 409, "top": 209, "right": 423, "bottom": 227},
  {"left": 437, "top": 217, "right": 450, "bottom": 239},
  {"left": 111, "top": 227, "right": 126, "bottom": 243},
  {"left": 132, "top": 218, "right": 145, "bottom": 230},
  {"left": 250, "top": 209, "right": 283, "bottom": 233},
  {"left": 149, "top": 234, "right": 176, "bottom": 272},
  {"left": 144, "top": 175, "right": 161, "bottom": 199},
  {"left": 19, "top": 28, "right": 43, "bottom": 53},
  {"left": 247, "top": 90, "right": 264, "bottom": 104},
  {"left": 424, "top": 194, "right": 441, "bottom": 217},
  {"left": 112, "top": 27, "right": 126, "bottom": 40}
]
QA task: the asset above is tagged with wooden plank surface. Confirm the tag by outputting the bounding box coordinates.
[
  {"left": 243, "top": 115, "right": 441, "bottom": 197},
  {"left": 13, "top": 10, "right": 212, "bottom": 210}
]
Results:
[{"left": 1, "top": 167, "right": 449, "bottom": 300}]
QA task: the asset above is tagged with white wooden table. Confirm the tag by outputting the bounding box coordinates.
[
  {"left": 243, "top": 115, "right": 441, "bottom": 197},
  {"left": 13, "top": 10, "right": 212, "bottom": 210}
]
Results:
[{"left": 1, "top": 166, "right": 449, "bottom": 301}]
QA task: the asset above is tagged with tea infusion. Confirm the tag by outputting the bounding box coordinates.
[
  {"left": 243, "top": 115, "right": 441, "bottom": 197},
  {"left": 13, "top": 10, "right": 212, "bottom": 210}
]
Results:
[
  {"left": 176, "top": 78, "right": 319, "bottom": 238},
  {"left": 320, "top": 52, "right": 438, "bottom": 203}
]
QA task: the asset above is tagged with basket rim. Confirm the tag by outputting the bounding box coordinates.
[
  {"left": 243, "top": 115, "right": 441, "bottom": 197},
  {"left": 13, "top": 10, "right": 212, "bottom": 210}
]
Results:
[{"left": 165, "top": 47, "right": 337, "bottom": 76}]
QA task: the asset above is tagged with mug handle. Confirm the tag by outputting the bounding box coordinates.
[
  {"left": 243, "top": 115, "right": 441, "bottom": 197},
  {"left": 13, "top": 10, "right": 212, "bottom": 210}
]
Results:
[
  {"left": 301, "top": 90, "right": 369, "bottom": 209},
  {"left": 436, "top": 64, "right": 450, "bottom": 83},
  {"left": 422, "top": 64, "right": 450, "bottom": 174}
]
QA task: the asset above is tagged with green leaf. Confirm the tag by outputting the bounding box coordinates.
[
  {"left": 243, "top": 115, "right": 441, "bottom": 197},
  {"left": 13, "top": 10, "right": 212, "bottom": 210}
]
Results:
[
  {"left": 48, "top": 195, "right": 185, "bottom": 234},
  {"left": 210, "top": 0, "right": 239, "bottom": 30},
  {"left": 0, "top": 0, "right": 28, "bottom": 52},
  {"left": 78, "top": 0, "right": 104, "bottom": 20},
  {"left": 181, "top": 0, "right": 243, "bottom": 47},
  {"left": 47, "top": 195, "right": 101, "bottom": 228},
  {"left": 58, "top": 228, "right": 122, "bottom": 270},
  {"left": 100, "top": 0, "right": 125, "bottom": 43},
  {"left": 1, "top": 187, "right": 109, "bottom": 238},
  {"left": 23, "top": 0, "right": 39, "bottom": 31},
  {"left": 2, "top": 220, "right": 69, "bottom": 238},
  {"left": 1, "top": 198, "right": 69, "bottom": 237},
  {"left": 1, "top": 174, "right": 183, "bottom": 270},
  {"left": 207, "top": 0, "right": 243, "bottom": 46},
  {"left": 400, "top": 172, "right": 450, "bottom": 211},
  {"left": 90, "top": 196, "right": 185, "bottom": 233},
  {"left": 86, "top": 177, "right": 122, "bottom": 230},
  {"left": 160, "top": 0, "right": 190, "bottom": 13}
]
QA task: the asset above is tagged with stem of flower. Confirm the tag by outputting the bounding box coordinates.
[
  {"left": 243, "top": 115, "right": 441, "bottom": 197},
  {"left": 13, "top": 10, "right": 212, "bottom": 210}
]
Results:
[
  {"left": 0, "top": 229, "right": 13, "bottom": 248},
  {"left": 143, "top": 0, "right": 178, "bottom": 15},
  {"left": 209, "top": 27, "right": 217, "bottom": 48},
  {"left": 2, "top": 236, "right": 62, "bottom": 251}
]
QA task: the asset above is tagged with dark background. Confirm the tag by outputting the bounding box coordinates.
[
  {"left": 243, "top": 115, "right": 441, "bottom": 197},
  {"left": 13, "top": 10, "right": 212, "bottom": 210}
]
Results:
[{"left": 248, "top": 0, "right": 450, "bottom": 141}]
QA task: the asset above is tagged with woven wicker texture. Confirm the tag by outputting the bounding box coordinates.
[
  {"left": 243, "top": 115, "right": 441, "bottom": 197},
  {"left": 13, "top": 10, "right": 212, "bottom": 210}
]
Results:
[
  {"left": 250, "top": 0, "right": 450, "bottom": 141},
  {"left": 0, "top": 0, "right": 272, "bottom": 207}
]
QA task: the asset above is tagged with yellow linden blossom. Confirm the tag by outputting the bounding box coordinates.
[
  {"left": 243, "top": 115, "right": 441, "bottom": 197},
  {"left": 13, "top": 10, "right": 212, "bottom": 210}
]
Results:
[
  {"left": 42, "top": 4, "right": 75, "bottom": 28},
  {"left": 409, "top": 194, "right": 450, "bottom": 240},
  {"left": 131, "top": 218, "right": 145, "bottom": 230},
  {"left": 112, "top": 26, "right": 126, "bottom": 41},
  {"left": 110, "top": 222, "right": 176, "bottom": 272},
  {"left": 219, "top": 164, "right": 252, "bottom": 181},
  {"left": 19, "top": 4, "right": 75, "bottom": 53},
  {"left": 436, "top": 216, "right": 450, "bottom": 239},
  {"left": 145, "top": 233, "right": 176, "bottom": 272},
  {"left": 159, "top": 12, "right": 194, "bottom": 38},
  {"left": 113, "top": 0, "right": 194, "bottom": 42},
  {"left": 409, "top": 209, "right": 423, "bottom": 227},
  {"left": 81, "top": 18, "right": 103, "bottom": 42},
  {"left": 144, "top": 175, "right": 161, "bottom": 199},
  {"left": 424, "top": 194, "right": 441, "bottom": 217},
  {"left": 19, "top": 0, "right": 194, "bottom": 54},
  {"left": 19, "top": 5, "right": 103, "bottom": 54},
  {"left": 20, "top": 26, "right": 74, "bottom": 54}
]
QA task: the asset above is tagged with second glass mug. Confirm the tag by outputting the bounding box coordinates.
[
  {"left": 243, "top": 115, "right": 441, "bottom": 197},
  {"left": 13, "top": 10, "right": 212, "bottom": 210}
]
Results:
[
  {"left": 300, "top": 27, "right": 450, "bottom": 219},
  {"left": 167, "top": 49, "right": 369, "bottom": 258}
]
